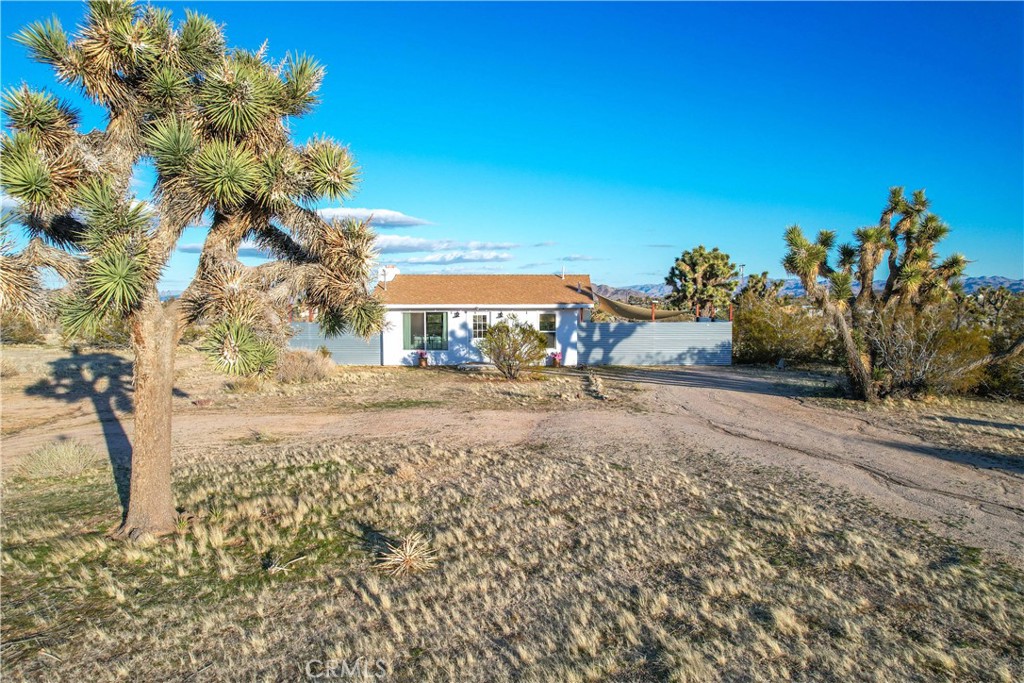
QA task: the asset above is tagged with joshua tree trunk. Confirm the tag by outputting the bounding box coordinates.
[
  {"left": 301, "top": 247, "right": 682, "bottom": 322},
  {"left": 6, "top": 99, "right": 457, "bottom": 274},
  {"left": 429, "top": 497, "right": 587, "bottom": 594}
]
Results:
[
  {"left": 117, "top": 295, "right": 182, "bottom": 538},
  {"left": 825, "top": 301, "right": 875, "bottom": 402}
]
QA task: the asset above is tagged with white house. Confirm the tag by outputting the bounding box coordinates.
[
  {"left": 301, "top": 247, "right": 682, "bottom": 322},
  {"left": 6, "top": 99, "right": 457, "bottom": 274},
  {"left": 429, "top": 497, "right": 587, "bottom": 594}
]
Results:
[{"left": 376, "top": 271, "right": 596, "bottom": 366}]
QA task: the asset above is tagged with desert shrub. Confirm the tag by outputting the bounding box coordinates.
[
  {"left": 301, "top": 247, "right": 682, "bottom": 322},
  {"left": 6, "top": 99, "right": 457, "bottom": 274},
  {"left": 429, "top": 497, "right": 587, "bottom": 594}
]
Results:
[
  {"left": 1, "top": 312, "right": 44, "bottom": 344},
  {"left": 18, "top": 440, "right": 100, "bottom": 479},
  {"left": 733, "top": 296, "right": 833, "bottom": 365},
  {"left": 867, "top": 304, "right": 990, "bottom": 397},
  {"left": 224, "top": 376, "right": 264, "bottom": 394},
  {"left": 178, "top": 323, "right": 205, "bottom": 346},
  {"left": 275, "top": 350, "right": 334, "bottom": 384},
  {"left": 479, "top": 314, "right": 548, "bottom": 380},
  {"left": 1, "top": 358, "right": 19, "bottom": 377},
  {"left": 981, "top": 293, "right": 1024, "bottom": 399}
]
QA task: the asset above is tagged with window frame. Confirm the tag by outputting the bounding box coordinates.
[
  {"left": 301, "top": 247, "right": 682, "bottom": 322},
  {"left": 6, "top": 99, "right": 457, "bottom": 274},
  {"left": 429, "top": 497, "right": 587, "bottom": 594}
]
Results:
[
  {"left": 402, "top": 311, "right": 449, "bottom": 350},
  {"left": 538, "top": 312, "right": 557, "bottom": 349},
  {"left": 471, "top": 313, "right": 489, "bottom": 340}
]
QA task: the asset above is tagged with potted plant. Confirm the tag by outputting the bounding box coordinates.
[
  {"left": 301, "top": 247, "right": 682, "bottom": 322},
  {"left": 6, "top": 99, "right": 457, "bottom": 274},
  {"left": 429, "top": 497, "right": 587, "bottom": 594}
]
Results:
[
  {"left": 549, "top": 351, "right": 562, "bottom": 368},
  {"left": 417, "top": 350, "right": 428, "bottom": 368}
]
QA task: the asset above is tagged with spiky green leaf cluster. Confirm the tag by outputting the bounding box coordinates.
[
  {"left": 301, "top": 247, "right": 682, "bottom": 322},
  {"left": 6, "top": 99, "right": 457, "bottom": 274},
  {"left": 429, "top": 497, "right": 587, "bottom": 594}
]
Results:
[
  {"left": 281, "top": 53, "right": 324, "bottom": 116},
  {"left": 0, "top": 133, "right": 54, "bottom": 206},
  {"left": 2, "top": 86, "right": 79, "bottom": 153},
  {"left": 145, "top": 117, "right": 197, "bottom": 177},
  {"left": 189, "top": 140, "right": 259, "bottom": 208},
  {"left": 178, "top": 10, "right": 224, "bottom": 74},
  {"left": 302, "top": 138, "right": 358, "bottom": 201},
  {"left": 199, "top": 58, "right": 278, "bottom": 136},
  {"left": 200, "top": 318, "right": 277, "bottom": 375}
]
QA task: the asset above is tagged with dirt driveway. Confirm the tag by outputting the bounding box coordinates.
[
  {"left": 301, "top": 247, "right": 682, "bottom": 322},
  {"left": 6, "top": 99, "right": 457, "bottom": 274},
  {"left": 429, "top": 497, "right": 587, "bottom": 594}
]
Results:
[
  {"left": 583, "top": 367, "right": 1024, "bottom": 564},
  {"left": 2, "top": 348, "right": 1021, "bottom": 564}
]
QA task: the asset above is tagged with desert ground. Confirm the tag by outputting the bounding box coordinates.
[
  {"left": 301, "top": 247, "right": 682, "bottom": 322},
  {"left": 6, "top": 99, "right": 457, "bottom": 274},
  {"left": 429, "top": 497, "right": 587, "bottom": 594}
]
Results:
[{"left": 1, "top": 345, "right": 1022, "bottom": 681}]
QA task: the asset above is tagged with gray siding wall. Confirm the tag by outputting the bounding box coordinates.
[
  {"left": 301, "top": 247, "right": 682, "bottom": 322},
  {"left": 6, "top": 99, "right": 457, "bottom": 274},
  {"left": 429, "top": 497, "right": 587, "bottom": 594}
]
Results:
[
  {"left": 289, "top": 323, "right": 381, "bottom": 365},
  {"left": 577, "top": 321, "right": 732, "bottom": 366}
]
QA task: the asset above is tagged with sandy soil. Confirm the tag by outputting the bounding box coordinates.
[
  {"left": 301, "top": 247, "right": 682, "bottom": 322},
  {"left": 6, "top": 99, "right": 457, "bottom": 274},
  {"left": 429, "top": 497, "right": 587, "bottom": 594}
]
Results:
[{"left": 2, "top": 345, "right": 1021, "bottom": 564}]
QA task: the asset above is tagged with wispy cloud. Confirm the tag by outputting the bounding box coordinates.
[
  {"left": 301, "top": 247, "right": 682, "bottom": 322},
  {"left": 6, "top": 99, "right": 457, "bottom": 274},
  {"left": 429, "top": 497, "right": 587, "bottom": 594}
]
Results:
[
  {"left": 531, "top": 241, "right": 557, "bottom": 247},
  {"left": 519, "top": 262, "right": 552, "bottom": 270},
  {"left": 317, "top": 207, "right": 430, "bottom": 228},
  {"left": 376, "top": 235, "right": 518, "bottom": 254},
  {"left": 561, "top": 254, "right": 604, "bottom": 262},
  {"left": 429, "top": 264, "right": 508, "bottom": 274},
  {"left": 395, "top": 250, "right": 514, "bottom": 264},
  {"left": 178, "top": 240, "right": 270, "bottom": 259},
  {"left": 646, "top": 244, "right": 675, "bottom": 249}
]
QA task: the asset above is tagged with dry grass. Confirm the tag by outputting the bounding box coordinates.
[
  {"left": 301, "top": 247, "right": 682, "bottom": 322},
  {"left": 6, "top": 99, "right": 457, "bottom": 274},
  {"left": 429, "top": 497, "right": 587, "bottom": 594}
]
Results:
[
  {"left": 1, "top": 357, "right": 20, "bottom": 378},
  {"left": 16, "top": 439, "right": 102, "bottom": 479},
  {"left": 274, "top": 349, "right": 335, "bottom": 384},
  {"left": 2, "top": 435, "right": 1021, "bottom": 681}
]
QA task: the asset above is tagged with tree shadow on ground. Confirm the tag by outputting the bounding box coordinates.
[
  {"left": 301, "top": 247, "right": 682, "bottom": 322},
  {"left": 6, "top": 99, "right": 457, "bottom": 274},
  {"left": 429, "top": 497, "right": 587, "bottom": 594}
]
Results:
[
  {"left": 25, "top": 351, "right": 188, "bottom": 521},
  {"left": 587, "top": 366, "right": 846, "bottom": 399},
  {"left": 866, "top": 437, "right": 1024, "bottom": 477},
  {"left": 939, "top": 415, "right": 1022, "bottom": 431}
]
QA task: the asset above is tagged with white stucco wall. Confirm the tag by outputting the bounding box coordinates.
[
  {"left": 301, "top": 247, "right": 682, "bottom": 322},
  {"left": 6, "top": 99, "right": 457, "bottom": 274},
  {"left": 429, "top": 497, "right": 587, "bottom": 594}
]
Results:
[{"left": 381, "top": 306, "right": 587, "bottom": 366}]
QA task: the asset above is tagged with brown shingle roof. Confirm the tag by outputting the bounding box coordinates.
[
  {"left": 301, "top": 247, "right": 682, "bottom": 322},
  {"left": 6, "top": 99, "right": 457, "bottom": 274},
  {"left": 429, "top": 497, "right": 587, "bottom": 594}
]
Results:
[{"left": 376, "top": 274, "right": 594, "bottom": 306}]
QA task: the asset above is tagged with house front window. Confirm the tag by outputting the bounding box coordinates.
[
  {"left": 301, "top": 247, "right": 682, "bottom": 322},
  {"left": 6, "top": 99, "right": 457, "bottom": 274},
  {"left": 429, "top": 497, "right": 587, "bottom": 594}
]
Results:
[
  {"left": 472, "top": 313, "right": 488, "bottom": 339},
  {"left": 539, "top": 313, "right": 556, "bottom": 348},
  {"left": 403, "top": 312, "right": 448, "bottom": 350}
]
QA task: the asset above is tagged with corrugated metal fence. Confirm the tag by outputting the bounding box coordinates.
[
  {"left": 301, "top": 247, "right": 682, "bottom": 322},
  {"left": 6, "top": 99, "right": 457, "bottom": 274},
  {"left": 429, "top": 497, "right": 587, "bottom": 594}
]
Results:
[
  {"left": 577, "top": 321, "right": 732, "bottom": 366},
  {"left": 289, "top": 323, "right": 381, "bottom": 365}
]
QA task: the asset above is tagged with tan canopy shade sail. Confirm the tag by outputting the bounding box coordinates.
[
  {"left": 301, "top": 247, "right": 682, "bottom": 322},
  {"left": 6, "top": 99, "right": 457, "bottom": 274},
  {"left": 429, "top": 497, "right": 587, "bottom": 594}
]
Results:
[{"left": 594, "top": 293, "right": 695, "bottom": 322}]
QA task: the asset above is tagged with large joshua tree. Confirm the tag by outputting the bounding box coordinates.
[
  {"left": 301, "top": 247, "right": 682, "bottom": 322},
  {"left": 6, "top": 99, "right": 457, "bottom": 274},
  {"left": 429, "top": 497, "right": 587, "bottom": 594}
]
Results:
[
  {"left": 1, "top": 1, "right": 384, "bottom": 537},
  {"left": 783, "top": 187, "right": 1024, "bottom": 401},
  {"left": 664, "top": 245, "right": 738, "bottom": 317}
]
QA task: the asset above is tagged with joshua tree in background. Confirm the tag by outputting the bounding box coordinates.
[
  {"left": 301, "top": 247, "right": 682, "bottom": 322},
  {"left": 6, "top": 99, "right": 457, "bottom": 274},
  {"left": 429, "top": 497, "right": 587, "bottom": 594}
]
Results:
[
  {"left": 1, "top": 1, "right": 383, "bottom": 537},
  {"left": 783, "top": 187, "right": 1024, "bottom": 401},
  {"left": 734, "top": 271, "right": 784, "bottom": 302},
  {"left": 664, "top": 245, "right": 738, "bottom": 318}
]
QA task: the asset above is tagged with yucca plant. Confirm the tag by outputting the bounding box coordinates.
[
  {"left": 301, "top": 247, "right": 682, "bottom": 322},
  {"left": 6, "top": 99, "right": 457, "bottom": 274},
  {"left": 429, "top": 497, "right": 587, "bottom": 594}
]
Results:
[
  {"left": 1, "top": 0, "right": 384, "bottom": 537},
  {"left": 783, "top": 188, "right": 1024, "bottom": 401}
]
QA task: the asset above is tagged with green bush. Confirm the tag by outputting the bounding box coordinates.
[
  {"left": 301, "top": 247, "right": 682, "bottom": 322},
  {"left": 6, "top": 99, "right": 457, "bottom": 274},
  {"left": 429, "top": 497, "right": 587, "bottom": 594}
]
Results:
[
  {"left": 479, "top": 315, "right": 548, "bottom": 380},
  {"left": 732, "top": 296, "right": 833, "bottom": 365}
]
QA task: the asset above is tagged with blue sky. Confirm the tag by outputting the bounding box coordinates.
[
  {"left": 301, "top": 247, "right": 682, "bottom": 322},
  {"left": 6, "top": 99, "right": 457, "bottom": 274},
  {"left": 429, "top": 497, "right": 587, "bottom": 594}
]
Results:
[{"left": 2, "top": 1, "right": 1022, "bottom": 289}]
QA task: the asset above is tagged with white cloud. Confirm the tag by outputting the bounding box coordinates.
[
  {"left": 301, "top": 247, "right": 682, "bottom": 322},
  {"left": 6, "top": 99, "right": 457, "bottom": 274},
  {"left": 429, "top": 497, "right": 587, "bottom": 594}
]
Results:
[
  {"left": 532, "top": 241, "right": 558, "bottom": 247},
  {"left": 317, "top": 207, "right": 430, "bottom": 228},
  {"left": 396, "top": 250, "right": 514, "bottom": 264},
  {"left": 1, "top": 194, "right": 20, "bottom": 211},
  {"left": 375, "top": 235, "right": 519, "bottom": 254},
  {"left": 561, "top": 254, "right": 604, "bottom": 262}
]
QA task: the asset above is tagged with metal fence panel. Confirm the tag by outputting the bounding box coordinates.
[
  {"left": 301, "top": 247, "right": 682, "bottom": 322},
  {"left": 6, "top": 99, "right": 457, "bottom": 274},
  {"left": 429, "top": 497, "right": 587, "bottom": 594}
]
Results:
[
  {"left": 577, "top": 321, "right": 731, "bottom": 365},
  {"left": 288, "top": 323, "right": 381, "bottom": 365}
]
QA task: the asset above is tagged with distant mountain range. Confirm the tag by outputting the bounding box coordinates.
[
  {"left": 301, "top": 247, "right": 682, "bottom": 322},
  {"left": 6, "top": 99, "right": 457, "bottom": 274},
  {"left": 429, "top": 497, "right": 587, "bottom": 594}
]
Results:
[{"left": 595, "top": 276, "right": 1024, "bottom": 301}]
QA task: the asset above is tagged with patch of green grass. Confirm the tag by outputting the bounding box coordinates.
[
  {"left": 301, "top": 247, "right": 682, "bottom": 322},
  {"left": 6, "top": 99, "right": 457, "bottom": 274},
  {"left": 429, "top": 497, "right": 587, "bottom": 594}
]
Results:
[
  {"left": 355, "top": 399, "right": 443, "bottom": 410},
  {"left": 232, "top": 429, "right": 281, "bottom": 446}
]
